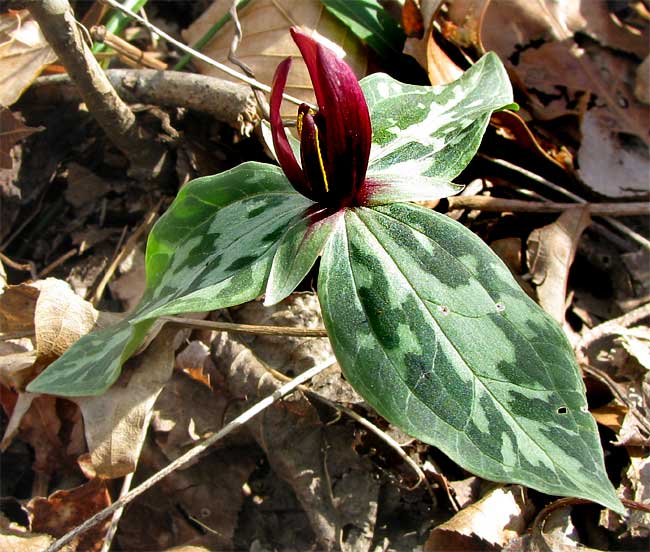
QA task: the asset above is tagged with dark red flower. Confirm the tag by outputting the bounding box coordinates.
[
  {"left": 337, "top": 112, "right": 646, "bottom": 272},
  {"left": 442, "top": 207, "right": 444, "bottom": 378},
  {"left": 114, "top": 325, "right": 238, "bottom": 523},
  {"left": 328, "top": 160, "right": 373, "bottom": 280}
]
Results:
[{"left": 270, "top": 28, "right": 372, "bottom": 207}]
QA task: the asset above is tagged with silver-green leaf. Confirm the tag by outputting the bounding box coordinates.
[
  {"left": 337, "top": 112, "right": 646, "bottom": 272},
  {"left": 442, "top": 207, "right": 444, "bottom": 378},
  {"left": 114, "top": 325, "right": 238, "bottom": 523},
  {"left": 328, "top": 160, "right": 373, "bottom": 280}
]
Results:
[{"left": 318, "top": 203, "right": 622, "bottom": 512}]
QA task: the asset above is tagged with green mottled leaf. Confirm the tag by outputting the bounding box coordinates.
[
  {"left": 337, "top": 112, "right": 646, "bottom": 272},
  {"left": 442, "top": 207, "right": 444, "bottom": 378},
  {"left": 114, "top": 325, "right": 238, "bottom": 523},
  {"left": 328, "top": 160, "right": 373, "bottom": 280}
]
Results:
[
  {"left": 265, "top": 209, "right": 336, "bottom": 306},
  {"left": 28, "top": 163, "right": 311, "bottom": 396},
  {"left": 362, "top": 52, "right": 516, "bottom": 180},
  {"left": 318, "top": 203, "right": 622, "bottom": 512},
  {"left": 321, "top": 0, "right": 405, "bottom": 61},
  {"left": 363, "top": 173, "right": 463, "bottom": 206}
]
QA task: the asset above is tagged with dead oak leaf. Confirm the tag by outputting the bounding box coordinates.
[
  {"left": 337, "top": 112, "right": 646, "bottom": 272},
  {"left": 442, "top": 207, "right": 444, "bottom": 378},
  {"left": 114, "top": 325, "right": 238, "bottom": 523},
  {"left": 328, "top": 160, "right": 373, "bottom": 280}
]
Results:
[{"left": 28, "top": 479, "right": 111, "bottom": 552}]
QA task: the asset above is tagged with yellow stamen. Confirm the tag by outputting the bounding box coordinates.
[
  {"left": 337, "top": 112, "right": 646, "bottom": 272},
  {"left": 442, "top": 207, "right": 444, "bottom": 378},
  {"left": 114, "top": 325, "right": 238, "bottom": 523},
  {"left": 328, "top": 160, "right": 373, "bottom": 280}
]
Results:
[
  {"left": 313, "top": 125, "right": 329, "bottom": 193},
  {"left": 297, "top": 111, "right": 304, "bottom": 135}
]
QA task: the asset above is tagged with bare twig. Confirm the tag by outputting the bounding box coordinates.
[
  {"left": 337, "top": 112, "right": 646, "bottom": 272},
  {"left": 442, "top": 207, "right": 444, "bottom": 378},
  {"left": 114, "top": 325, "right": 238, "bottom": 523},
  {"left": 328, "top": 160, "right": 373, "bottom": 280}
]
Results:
[
  {"left": 44, "top": 356, "right": 336, "bottom": 552},
  {"left": 444, "top": 196, "right": 650, "bottom": 217},
  {"left": 90, "top": 25, "right": 167, "bottom": 70},
  {"left": 161, "top": 315, "right": 328, "bottom": 337},
  {"left": 0, "top": 251, "right": 37, "bottom": 278},
  {"left": 38, "top": 248, "right": 78, "bottom": 278},
  {"left": 28, "top": 0, "right": 166, "bottom": 179},
  {"left": 99, "top": 472, "right": 133, "bottom": 552},
  {"left": 479, "top": 154, "right": 650, "bottom": 250},
  {"left": 99, "top": 0, "right": 310, "bottom": 108}
]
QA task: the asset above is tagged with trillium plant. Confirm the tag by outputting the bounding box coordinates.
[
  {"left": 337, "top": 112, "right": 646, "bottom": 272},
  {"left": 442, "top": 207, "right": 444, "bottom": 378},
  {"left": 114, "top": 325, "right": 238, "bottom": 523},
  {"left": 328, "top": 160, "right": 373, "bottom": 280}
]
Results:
[{"left": 29, "top": 28, "right": 622, "bottom": 512}]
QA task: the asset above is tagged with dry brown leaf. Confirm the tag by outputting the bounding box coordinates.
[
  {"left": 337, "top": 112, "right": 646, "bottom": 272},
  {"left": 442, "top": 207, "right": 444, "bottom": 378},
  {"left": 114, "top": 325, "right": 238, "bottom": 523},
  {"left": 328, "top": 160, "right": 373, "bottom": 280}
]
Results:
[
  {"left": 34, "top": 278, "right": 118, "bottom": 362},
  {"left": 0, "top": 108, "right": 43, "bottom": 169},
  {"left": 578, "top": 109, "right": 650, "bottom": 198},
  {"left": 175, "top": 339, "right": 212, "bottom": 387},
  {"left": 28, "top": 479, "right": 111, "bottom": 552},
  {"left": 119, "top": 442, "right": 257, "bottom": 551},
  {"left": 182, "top": 0, "right": 367, "bottom": 117},
  {"left": 151, "top": 370, "right": 239, "bottom": 462},
  {"left": 448, "top": 0, "right": 649, "bottom": 61},
  {"left": 0, "top": 281, "right": 39, "bottom": 333},
  {"left": 402, "top": 0, "right": 445, "bottom": 75},
  {"left": 108, "top": 245, "right": 146, "bottom": 311},
  {"left": 615, "top": 449, "right": 650, "bottom": 538},
  {"left": 0, "top": 393, "right": 68, "bottom": 476},
  {"left": 591, "top": 401, "right": 628, "bottom": 434},
  {"left": 0, "top": 513, "right": 57, "bottom": 552},
  {"left": 229, "top": 292, "right": 362, "bottom": 404},
  {"left": 0, "top": 10, "right": 57, "bottom": 107},
  {"left": 527, "top": 206, "right": 591, "bottom": 323},
  {"left": 0, "top": 391, "right": 35, "bottom": 451},
  {"left": 63, "top": 162, "right": 113, "bottom": 208},
  {"left": 533, "top": 504, "right": 603, "bottom": 552},
  {"left": 74, "top": 327, "right": 176, "bottom": 479},
  {"left": 425, "top": 485, "right": 533, "bottom": 551}
]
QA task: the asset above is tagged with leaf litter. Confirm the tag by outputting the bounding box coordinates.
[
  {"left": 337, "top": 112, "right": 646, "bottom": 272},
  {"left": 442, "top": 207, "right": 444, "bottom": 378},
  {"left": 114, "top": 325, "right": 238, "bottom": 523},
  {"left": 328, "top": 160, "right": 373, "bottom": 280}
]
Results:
[{"left": 0, "top": 0, "right": 649, "bottom": 550}]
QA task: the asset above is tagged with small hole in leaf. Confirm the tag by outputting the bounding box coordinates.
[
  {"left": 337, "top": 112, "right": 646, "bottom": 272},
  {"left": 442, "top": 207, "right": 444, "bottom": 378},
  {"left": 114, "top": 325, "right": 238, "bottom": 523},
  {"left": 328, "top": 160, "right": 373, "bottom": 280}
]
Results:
[
  {"left": 496, "top": 302, "right": 505, "bottom": 312},
  {"left": 438, "top": 305, "right": 450, "bottom": 315},
  {"left": 200, "top": 508, "right": 211, "bottom": 518},
  {"left": 580, "top": 405, "right": 589, "bottom": 413},
  {"left": 557, "top": 406, "right": 568, "bottom": 414}
]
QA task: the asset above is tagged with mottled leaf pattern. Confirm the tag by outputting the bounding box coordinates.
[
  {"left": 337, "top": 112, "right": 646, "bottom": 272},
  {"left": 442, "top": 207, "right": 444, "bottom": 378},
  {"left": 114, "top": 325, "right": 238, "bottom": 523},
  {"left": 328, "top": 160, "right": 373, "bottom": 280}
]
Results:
[
  {"left": 362, "top": 52, "right": 515, "bottom": 180},
  {"left": 318, "top": 203, "right": 621, "bottom": 512},
  {"left": 28, "top": 163, "right": 311, "bottom": 395},
  {"left": 265, "top": 209, "right": 337, "bottom": 306}
]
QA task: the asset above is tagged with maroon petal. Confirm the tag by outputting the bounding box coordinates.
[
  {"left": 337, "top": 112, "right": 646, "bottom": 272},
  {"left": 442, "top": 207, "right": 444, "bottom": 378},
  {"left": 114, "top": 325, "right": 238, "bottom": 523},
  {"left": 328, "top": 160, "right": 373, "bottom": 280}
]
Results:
[
  {"left": 290, "top": 28, "right": 372, "bottom": 200},
  {"left": 270, "top": 57, "right": 311, "bottom": 197}
]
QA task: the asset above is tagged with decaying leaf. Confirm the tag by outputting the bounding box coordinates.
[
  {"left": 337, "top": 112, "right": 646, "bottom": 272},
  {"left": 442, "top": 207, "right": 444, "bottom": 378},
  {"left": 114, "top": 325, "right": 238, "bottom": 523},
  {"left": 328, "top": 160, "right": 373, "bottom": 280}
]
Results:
[
  {"left": 108, "top": 245, "right": 147, "bottom": 311},
  {"left": 182, "top": 0, "right": 367, "bottom": 117},
  {"left": 601, "top": 449, "right": 650, "bottom": 539},
  {"left": 0, "top": 10, "right": 57, "bottom": 107},
  {"left": 118, "top": 442, "right": 257, "bottom": 551},
  {"left": 74, "top": 327, "right": 177, "bottom": 479},
  {"left": 0, "top": 513, "right": 56, "bottom": 552},
  {"left": 213, "top": 328, "right": 378, "bottom": 551},
  {"left": 532, "top": 504, "right": 602, "bottom": 552},
  {"left": 27, "top": 479, "right": 111, "bottom": 552},
  {"left": 228, "top": 293, "right": 362, "bottom": 404},
  {"left": 527, "top": 206, "right": 591, "bottom": 324},
  {"left": 0, "top": 108, "right": 43, "bottom": 169},
  {"left": 34, "top": 278, "right": 118, "bottom": 362},
  {"left": 425, "top": 485, "right": 533, "bottom": 551}
]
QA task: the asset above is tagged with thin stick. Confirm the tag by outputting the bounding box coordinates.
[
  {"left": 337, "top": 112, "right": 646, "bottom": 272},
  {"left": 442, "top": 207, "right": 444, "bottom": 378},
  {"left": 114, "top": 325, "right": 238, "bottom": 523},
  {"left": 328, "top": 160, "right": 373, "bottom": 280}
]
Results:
[
  {"left": 99, "top": 0, "right": 309, "bottom": 108},
  {"left": 99, "top": 472, "right": 133, "bottom": 552},
  {"left": 91, "top": 199, "right": 161, "bottom": 305},
  {"left": 479, "top": 154, "right": 650, "bottom": 250},
  {"left": 38, "top": 248, "right": 78, "bottom": 278},
  {"left": 161, "top": 315, "right": 328, "bottom": 337},
  {"left": 44, "top": 356, "right": 337, "bottom": 552},
  {"left": 445, "top": 196, "right": 650, "bottom": 217},
  {"left": 0, "top": 251, "right": 37, "bottom": 278}
]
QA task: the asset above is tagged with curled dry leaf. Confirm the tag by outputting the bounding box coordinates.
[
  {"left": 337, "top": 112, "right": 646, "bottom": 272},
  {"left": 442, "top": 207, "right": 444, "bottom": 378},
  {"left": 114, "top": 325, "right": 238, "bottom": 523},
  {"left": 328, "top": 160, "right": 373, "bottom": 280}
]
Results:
[
  {"left": 532, "top": 504, "right": 601, "bottom": 552},
  {"left": 526, "top": 206, "right": 591, "bottom": 324},
  {"left": 182, "top": 0, "right": 367, "bottom": 117},
  {"left": 425, "top": 485, "right": 534, "bottom": 551},
  {"left": 0, "top": 10, "right": 57, "bottom": 107},
  {"left": 74, "top": 327, "right": 177, "bottom": 479},
  {"left": 27, "top": 479, "right": 111, "bottom": 552}
]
